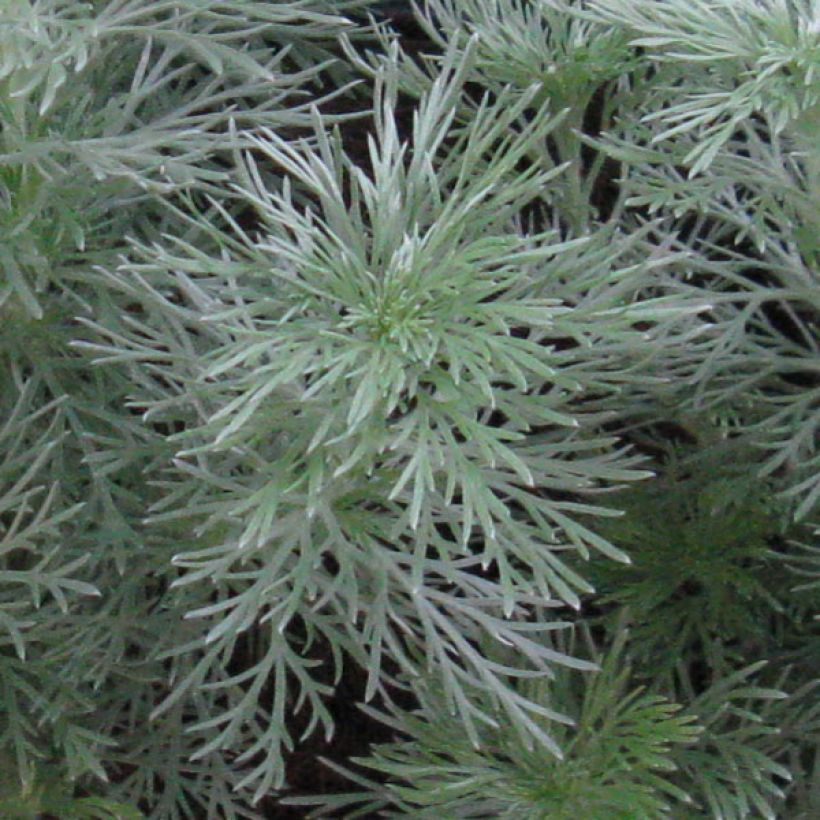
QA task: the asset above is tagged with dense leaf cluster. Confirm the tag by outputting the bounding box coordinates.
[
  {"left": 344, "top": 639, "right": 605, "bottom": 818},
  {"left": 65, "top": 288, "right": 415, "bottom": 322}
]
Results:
[{"left": 0, "top": 1, "right": 817, "bottom": 817}]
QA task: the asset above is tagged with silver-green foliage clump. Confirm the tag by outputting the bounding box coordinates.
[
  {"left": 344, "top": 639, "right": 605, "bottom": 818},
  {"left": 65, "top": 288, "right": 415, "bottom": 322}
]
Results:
[
  {"left": 85, "top": 38, "right": 685, "bottom": 796},
  {"left": 1, "top": 0, "right": 818, "bottom": 817},
  {"left": 0, "top": 0, "right": 361, "bottom": 816}
]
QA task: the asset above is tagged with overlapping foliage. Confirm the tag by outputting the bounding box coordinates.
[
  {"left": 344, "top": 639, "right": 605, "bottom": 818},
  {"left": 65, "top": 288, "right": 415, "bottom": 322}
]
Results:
[{"left": 0, "top": 0, "right": 817, "bottom": 817}]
